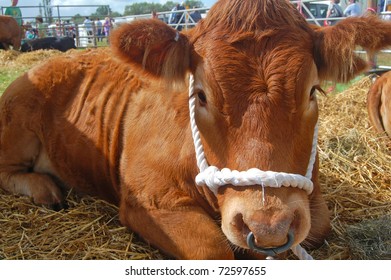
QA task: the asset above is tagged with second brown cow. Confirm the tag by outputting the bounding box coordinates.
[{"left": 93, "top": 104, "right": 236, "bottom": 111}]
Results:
[
  {"left": 0, "top": 15, "right": 22, "bottom": 50},
  {"left": 367, "top": 71, "right": 391, "bottom": 138}
]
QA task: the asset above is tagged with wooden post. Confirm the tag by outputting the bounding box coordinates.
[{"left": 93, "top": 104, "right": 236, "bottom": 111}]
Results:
[
  {"left": 92, "top": 21, "right": 97, "bottom": 47},
  {"left": 75, "top": 24, "right": 80, "bottom": 48}
]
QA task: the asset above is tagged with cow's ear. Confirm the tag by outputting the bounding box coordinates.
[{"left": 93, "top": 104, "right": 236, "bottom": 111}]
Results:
[
  {"left": 314, "top": 16, "right": 391, "bottom": 83},
  {"left": 110, "top": 19, "right": 190, "bottom": 83}
]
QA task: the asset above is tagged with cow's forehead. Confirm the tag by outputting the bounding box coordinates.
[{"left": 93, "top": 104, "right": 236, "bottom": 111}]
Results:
[
  {"left": 189, "top": 0, "right": 315, "bottom": 86},
  {"left": 193, "top": 28, "right": 315, "bottom": 95}
]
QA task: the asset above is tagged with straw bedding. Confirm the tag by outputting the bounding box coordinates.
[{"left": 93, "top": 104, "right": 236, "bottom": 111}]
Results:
[
  {"left": 0, "top": 49, "right": 65, "bottom": 67},
  {"left": 0, "top": 50, "right": 390, "bottom": 260}
]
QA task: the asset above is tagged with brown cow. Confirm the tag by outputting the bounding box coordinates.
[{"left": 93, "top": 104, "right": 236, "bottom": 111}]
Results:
[
  {"left": 0, "top": 15, "right": 22, "bottom": 50},
  {"left": 367, "top": 71, "right": 391, "bottom": 137},
  {"left": 1, "top": 0, "right": 391, "bottom": 260}
]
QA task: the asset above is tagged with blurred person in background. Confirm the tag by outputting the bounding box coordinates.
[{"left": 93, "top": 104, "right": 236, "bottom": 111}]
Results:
[
  {"left": 326, "top": 0, "right": 343, "bottom": 26},
  {"left": 344, "top": 0, "right": 362, "bottom": 17},
  {"left": 95, "top": 18, "right": 103, "bottom": 42},
  {"left": 35, "top": 15, "right": 46, "bottom": 38},
  {"left": 5, "top": 0, "right": 22, "bottom": 26}
]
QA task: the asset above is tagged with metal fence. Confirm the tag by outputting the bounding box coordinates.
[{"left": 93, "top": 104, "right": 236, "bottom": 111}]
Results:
[
  {"left": 104, "top": 7, "right": 208, "bottom": 31},
  {"left": 0, "top": 5, "right": 111, "bottom": 48},
  {"left": 0, "top": 5, "right": 208, "bottom": 48}
]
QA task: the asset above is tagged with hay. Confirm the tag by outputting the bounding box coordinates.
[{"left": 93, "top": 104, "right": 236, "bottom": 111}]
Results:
[
  {"left": 345, "top": 215, "right": 391, "bottom": 260},
  {"left": 308, "top": 76, "right": 391, "bottom": 260},
  {"left": 0, "top": 50, "right": 390, "bottom": 260},
  {"left": 0, "top": 189, "right": 164, "bottom": 260},
  {"left": 0, "top": 49, "right": 65, "bottom": 67},
  {"left": 0, "top": 49, "right": 20, "bottom": 63}
]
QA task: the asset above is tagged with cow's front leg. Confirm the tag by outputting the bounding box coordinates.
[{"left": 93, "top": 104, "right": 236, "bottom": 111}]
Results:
[
  {"left": 0, "top": 118, "right": 64, "bottom": 208},
  {"left": 119, "top": 203, "right": 234, "bottom": 260}
]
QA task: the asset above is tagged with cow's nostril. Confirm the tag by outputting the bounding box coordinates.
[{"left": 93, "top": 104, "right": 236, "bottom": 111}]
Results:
[
  {"left": 231, "top": 213, "right": 251, "bottom": 237},
  {"left": 291, "top": 210, "right": 301, "bottom": 232}
]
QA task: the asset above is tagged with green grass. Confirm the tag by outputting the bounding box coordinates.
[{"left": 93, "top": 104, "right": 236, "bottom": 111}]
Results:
[
  {"left": 323, "top": 75, "right": 364, "bottom": 94},
  {"left": 0, "top": 68, "right": 28, "bottom": 95},
  {"left": 322, "top": 51, "right": 391, "bottom": 94}
]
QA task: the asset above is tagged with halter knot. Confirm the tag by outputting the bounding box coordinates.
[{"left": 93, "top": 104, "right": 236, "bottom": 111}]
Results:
[{"left": 196, "top": 167, "right": 314, "bottom": 195}]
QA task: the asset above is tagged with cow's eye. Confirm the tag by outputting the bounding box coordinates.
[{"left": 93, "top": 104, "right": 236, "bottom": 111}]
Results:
[
  {"left": 310, "top": 85, "right": 323, "bottom": 100},
  {"left": 197, "top": 90, "right": 207, "bottom": 106},
  {"left": 310, "top": 86, "right": 316, "bottom": 99}
]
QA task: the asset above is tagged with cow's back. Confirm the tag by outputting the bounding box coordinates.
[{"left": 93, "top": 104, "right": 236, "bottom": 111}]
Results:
[{"left": 0, "top": 49, "right": 149, "bottom": 203}]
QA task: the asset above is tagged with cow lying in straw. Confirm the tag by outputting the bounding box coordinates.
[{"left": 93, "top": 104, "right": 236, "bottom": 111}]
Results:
[
  {"left": 1, "top": 0, "right": 391, "bottom": 259},
  {"left": 367, "top": 71, "right": 391, "bottom": 138}
]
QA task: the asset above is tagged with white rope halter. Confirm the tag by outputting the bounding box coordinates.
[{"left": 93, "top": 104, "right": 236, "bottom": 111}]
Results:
[{"left": 188, "top": 74, "right": 315, "bottom": 260}]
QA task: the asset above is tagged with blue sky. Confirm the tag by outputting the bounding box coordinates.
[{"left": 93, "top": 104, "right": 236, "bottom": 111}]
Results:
[{"left": 1, "top": 0, "right": 217, "bottom": 18}]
